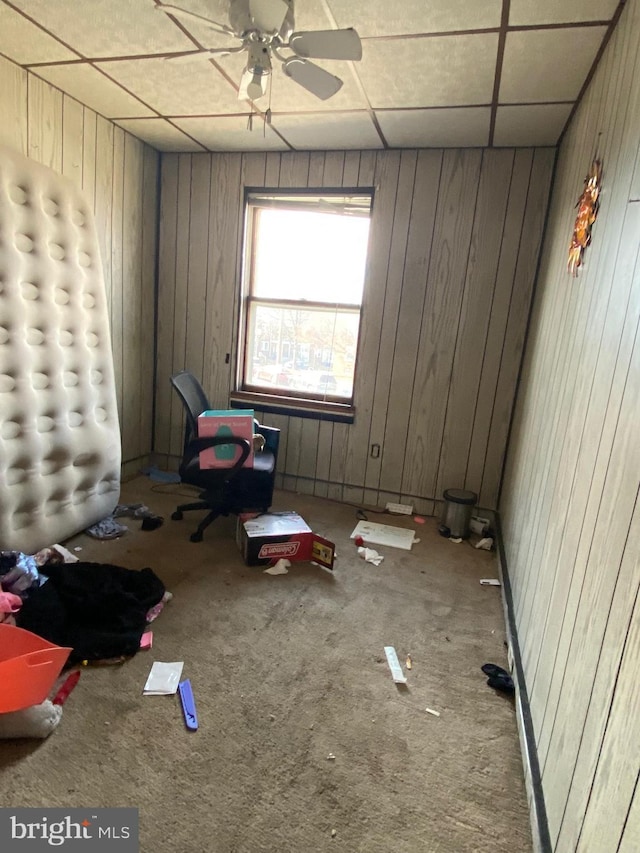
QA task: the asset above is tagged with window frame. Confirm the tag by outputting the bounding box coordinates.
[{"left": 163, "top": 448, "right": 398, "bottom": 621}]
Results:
[{"left": 231, "top": 187, "right": 374, "bottom": 423}]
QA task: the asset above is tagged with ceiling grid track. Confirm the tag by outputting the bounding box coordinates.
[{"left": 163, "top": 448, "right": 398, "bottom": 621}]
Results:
[{"left": 0, "top": 0, "right": 627, "bottom": 152}]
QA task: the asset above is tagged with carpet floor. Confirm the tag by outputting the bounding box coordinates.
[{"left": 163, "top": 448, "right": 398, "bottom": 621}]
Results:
[{"left": 0, "top": 476, "right": 532, "bottom": 852}]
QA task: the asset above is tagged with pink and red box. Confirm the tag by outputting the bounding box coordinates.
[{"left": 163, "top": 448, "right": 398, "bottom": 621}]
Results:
[{"left": 197, "top": 409, "right": 255, "bottom": 469}]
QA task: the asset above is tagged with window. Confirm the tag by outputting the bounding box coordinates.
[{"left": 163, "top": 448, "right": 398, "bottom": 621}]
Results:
[{"left": 234, "top": 190, "right": 372, "bottom": 420}]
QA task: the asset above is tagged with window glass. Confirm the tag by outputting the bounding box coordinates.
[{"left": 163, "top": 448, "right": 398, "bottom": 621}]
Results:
[{"left": 240, "top": 192, "right": 372, "bottom": 408}]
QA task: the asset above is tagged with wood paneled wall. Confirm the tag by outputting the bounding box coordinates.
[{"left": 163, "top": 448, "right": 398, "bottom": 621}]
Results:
[
  {"left": 500, "top": 0, "right": 640, "bottom": 849},
  {"left": 0, "top": 55, "right": 159, "bottom": 470},
  {"left": 155, "top": 146, "right": 553, "bottom": 512}
]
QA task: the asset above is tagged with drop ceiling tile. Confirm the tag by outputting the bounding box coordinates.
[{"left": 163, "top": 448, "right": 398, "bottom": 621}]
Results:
[
  {"left": 0, "top": 5, "right": 77, "bottom": 64},
  {"left": 510, "top": 0, "right": 619, "bottom": 26},
  {"left": 96, "top": 57, "right": 241, "bottom": 115},
  {"left": 327, "top": 0, "right": 502, "bottom": 36},
  {"left": 500, "top": 27, "right": 607, "bottom": 102},
  {"left": 376, "top": 107, "right": 490, "bottom": 147},
  {"left": 274, "top": 112, "right": 382, "bottom": 150},
  {"left": 115, "top": 118, "right": 205, "bottom": 151},
  {"left": 8, "top": 0, "right": 193, "bottom": 57},
  {"left": 358, "top": 34, "right": 498, "bottom": 109},
  {"left": 173, "top": 115, "right": 289, "bottom": 151},
  {"left": 494, "top": 104, "right": 573, "bottom": 146},
  {"left": 34, "top": 64, "right": 154, "bottom": 118},
  {"left": 153, "top": 0, "right": 238, "bottom": 50}
]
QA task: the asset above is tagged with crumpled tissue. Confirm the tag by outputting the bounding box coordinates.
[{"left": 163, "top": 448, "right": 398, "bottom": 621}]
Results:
[{"left": 357, "top": 547, "right": 384, "bottom": 566}]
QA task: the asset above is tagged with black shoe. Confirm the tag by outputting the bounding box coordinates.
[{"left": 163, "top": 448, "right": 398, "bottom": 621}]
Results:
[{"left": 481, "top": 663, "right": 510, "bottom": 679}]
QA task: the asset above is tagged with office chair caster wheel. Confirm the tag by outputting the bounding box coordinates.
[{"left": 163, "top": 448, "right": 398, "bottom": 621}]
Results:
[
  {"left": 190, "top": 531, "right": 203, "bottom": 543},
  {"left": 172, "top": 511, "right": 183, "bottom": 521}
]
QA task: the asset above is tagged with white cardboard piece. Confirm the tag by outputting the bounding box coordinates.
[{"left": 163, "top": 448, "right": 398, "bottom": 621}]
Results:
[
  {"left": 350, "top": 521, "right": 416, "bottom": 551},
  {"left": 143, "top": 661, "right": 184, "bottom": 695},
  {"left": 384, "top": 646, "right": 407, "bottom": 684}
]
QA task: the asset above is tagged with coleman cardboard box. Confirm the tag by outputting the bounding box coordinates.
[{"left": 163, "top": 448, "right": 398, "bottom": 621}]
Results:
[{"left": 237, "top": 511, "right": 335, "bottom": 570}]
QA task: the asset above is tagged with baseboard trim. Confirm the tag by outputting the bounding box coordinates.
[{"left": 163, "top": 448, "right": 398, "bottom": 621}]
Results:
[{"left": 495, "top": 513, "right": 552, "bottom": 853}]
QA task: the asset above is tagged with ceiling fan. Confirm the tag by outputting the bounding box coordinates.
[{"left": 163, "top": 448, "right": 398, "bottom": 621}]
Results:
[{"left": 156, "top": 0, "right": 362, "bottom": 103}]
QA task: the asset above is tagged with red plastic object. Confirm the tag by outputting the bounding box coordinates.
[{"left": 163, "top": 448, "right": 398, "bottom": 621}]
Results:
[
  {"left": 0, "top": 624, "right": 72, "bottom": 713},
  {"left": 354, "top": 535, "right": 364, "bottom": 547},
  {"left": 52, "top": 670, "right": 81, "bottom": 706}
]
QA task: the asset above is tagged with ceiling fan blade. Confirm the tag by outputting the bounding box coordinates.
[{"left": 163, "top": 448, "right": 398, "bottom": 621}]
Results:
[
  {"left": 249, "top": 0, "right": 288, "bottom": 33},
  {"left": 283, "top": 57, "right": 343, "bottom": 100},
  {"left": 238, "top": 67, "right": 269, "bottom": 102},
  {"left": 289, "top": 28, "right": 362, "bottom": 61},
  {"left": 156, "top": 3, "right": 232, "bottom": 35}
]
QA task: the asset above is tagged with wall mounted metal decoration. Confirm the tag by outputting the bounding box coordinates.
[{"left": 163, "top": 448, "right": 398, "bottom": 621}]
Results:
[{"left": 568, "top": 158, "right": 602, "bottom": 276}]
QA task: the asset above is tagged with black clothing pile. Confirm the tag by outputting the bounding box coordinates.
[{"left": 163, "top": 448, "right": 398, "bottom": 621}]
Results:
[{"left": 16, "top": 562, "right": 165, "bottom": 663}]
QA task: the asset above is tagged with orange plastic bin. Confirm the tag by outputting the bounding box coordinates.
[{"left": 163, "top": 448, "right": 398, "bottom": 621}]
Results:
[{"left": 0, "top": 623, "right": 72, "bottom": 713}]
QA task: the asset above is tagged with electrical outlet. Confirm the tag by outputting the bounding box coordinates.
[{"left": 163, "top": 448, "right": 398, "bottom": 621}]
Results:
[{"left": 385, "top": 502, "right": 414, "bottom": 515}]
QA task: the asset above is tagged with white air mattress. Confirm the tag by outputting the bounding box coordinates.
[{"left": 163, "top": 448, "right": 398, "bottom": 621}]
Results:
[{"left": 0, "top": 145, "right": 121, "bottom": 552}]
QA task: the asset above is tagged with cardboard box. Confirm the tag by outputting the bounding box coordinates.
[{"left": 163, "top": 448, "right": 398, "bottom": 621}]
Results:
[
  {"left": 237, "top": 511, "right": 335, "bottom": 570},
  {"left": 198, "top": 409, "right": 254, "bottom": 470}
]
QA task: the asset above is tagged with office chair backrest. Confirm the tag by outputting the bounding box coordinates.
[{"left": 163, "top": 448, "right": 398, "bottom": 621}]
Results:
[{"left": 170, "top": 371, "right": 211, "bottom": 445}]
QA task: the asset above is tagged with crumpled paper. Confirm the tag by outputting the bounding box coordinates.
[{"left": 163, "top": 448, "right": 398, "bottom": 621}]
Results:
[
  {"left": 357, "top": 547, "right": 384, "bottom": 566},
  {"left": 264, "top": 559, "right": 290, "bottom": 575}
]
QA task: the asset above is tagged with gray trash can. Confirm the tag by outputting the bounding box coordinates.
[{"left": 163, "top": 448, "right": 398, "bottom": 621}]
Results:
[{"left": 440, "top": 489, "right": 477, "bottom": 539}]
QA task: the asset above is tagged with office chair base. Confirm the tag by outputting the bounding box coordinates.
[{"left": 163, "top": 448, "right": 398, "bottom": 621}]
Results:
[{"left": 171, "top": 498, "right": 226, "bottom": 543}]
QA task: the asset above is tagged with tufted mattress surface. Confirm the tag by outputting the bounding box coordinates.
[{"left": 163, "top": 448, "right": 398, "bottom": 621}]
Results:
[{"left": 0, "top": 145, "right": 120, "bottom": 553}]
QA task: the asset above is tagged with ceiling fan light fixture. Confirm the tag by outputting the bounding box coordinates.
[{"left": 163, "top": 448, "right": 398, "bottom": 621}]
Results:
[
  {"left": 239, "top": 67, "right": 268, "bottom": 102},
  {"left": 247, "top": 74, "right": 267, "bottom": 100},
  {"left": 246, "top": 41, "right": 272, "bottom": 76}
]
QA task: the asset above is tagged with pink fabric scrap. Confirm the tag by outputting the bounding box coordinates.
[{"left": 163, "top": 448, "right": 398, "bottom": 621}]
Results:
[{"left": 0, "top": 590, "right": 22, "bottom": 616}]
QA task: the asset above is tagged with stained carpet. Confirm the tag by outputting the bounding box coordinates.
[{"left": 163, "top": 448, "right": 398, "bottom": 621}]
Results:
[{"left": 0, "top": 476, "right": 531, "bottom": 853}]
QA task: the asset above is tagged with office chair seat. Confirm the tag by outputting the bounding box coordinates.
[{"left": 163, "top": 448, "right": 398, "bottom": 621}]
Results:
[{"left": 179, "top": 449, "right": 276, "bottom": 500}]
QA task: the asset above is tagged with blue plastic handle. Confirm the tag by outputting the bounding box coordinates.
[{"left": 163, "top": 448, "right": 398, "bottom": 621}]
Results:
[{"left": 178, "top": 679, "right": 198, "bottom": 731}]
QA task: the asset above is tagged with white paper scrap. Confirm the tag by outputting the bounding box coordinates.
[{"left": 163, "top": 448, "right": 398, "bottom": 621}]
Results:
[
  {"left": 351, "top": 521, "right": 416, "bottom": 551},
  {"left": 384, "top": 646, "right": 407, "bottom": 684},
  {"left": 264, "top": 559, "right": 290, "bottom": 575},
  {"left": 52, "top": 544, "right": 80, "bottom": 563},
  {"left": 143, "top": 661, "right": 184, "bottom": 695},
  {"left": 470, "top": 516, "right": 490, "bottom": 535},
  {"left": 480, "top": 578, "right": 501, "bottom": 586},
  {"left": 425, "top": 708, "right": 440, "bottom": 717}
]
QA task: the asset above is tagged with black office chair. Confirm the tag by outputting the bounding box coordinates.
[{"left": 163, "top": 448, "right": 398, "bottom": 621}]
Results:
[{"left": 170, "top": 370, "right": 280, "bottom": 542}]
